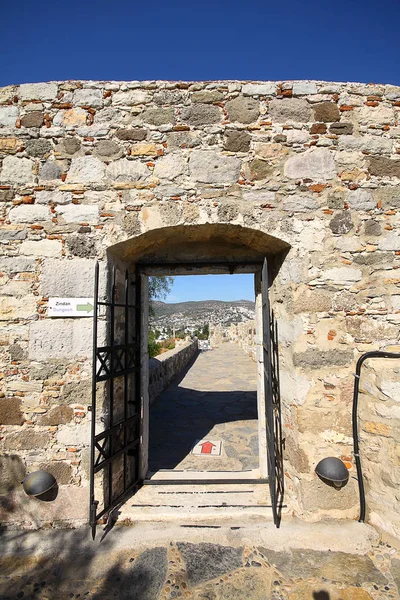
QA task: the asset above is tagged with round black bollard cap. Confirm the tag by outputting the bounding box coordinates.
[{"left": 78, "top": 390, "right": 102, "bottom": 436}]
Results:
[
  {"left": 22, "top": 471, "right": 57, "bottom": 497},
  {"left": 315, "top": 457, "right": 349, "bottom": 486}
]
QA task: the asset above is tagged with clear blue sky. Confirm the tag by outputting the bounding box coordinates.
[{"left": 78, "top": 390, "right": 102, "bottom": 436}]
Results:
[
  {"left": 3, "top": 1, "right": 399, "bottom": 302},
  {"left": 1, "top": 0, "right": 400, "bottom": 86},
  {"left": 164, "top": 275, "right": 254, "bottom": 303}
]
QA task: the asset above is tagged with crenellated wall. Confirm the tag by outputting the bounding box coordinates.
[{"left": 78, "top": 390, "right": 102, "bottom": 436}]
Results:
[{"left": 0, "top": 79, "right": 399, "bottom": 533}]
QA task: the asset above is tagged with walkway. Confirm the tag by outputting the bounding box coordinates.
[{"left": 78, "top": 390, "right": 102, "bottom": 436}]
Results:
[
  {"left": 1, "top": 521, "right": 399, "bottom": 599},
  {"left": 148, "top": 343, "right": 259, "bottom": 474}
]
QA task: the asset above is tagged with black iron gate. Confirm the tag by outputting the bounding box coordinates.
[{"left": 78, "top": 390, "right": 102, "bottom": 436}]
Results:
[
  {"left": 262, "top": 258, "right": 284, "bottom": 526},
  {"left": 89, "top": 262, "right": 142, "bottom": 539}
]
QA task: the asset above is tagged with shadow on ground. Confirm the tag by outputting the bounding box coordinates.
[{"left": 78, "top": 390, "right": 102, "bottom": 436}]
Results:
[{"left": 0, "top": 528, "right": 398, "bottom": 600}]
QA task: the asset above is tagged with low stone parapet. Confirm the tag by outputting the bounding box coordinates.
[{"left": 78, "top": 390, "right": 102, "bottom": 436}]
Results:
[{"left": 149, "top": 339, "right": 199, "bottom": 404}]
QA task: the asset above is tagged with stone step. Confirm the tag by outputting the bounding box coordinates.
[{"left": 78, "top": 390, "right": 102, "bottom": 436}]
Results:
[{"left": 118, "top": 483, "right": 288, "bottom": 522}]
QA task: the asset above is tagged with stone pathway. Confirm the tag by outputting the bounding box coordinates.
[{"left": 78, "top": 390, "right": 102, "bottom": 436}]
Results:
[
  {"left": 148, "top": 343, "right": 259, "bottom": 473},
  {"left": 1, "top": 524, "right": 399, "bottom": 599}
]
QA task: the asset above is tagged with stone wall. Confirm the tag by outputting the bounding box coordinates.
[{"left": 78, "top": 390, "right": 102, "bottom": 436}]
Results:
[
  {"left": 210, "top": 321, "right": 256, "bottom": 360},
  {"left": 0, "top": 78, "right": 399, "bottom": 533},
  {"left": 149, "top": 339, "right": 198, "bottom": 404},
  {"left": 355, "top": 357, "right": 400, "bottom": 539}
]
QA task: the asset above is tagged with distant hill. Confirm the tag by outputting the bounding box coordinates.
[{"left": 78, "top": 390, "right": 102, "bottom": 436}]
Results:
[{"left": 150, "top": 299, "right": 255, "bottom": 330}]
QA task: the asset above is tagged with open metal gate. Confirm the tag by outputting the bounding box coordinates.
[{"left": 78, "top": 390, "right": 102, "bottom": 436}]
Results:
[
  {"left": 262, "top": 258, "right": 284, "bottom": 526},
  {"left": 89, "top": 262, "right": 142, "bottom": 539}
]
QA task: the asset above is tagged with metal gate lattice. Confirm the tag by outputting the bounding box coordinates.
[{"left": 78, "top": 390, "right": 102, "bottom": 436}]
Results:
[
  {"left": 262, "top": 258, "right": 284, "bottom": 527},
  {"left": 89, "top": 262, "right": 142, "bottom": 539}
]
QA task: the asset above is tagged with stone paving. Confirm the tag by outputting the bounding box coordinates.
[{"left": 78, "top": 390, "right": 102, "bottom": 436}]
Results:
[
  {"left": 148, "top": 343, "right": 259, "bottom": 473},
  {"left": 0, "top": 524, "right": 399, "bottom": 599}
]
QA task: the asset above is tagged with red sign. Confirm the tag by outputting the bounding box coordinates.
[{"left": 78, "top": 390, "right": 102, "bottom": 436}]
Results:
[{"left": 199, "top": 441, "right": 216, "bottom": 454}]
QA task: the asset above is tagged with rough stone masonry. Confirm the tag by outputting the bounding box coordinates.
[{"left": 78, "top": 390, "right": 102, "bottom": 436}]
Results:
[{"left": 0, "top": 79, "right": 399, "bottom": 537}]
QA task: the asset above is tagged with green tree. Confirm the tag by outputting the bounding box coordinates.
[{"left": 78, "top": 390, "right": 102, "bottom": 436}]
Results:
[
  {"left": 148, "top": 276, "right": 174, "bottom": 356},
  {"left": 148, "top": 276, "right": 174, "bottom": 315}
]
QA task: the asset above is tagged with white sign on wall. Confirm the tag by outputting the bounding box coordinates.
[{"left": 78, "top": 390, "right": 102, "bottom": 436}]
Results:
[{"left": 48, "top": 298, "right": 94, "bottom": 317}]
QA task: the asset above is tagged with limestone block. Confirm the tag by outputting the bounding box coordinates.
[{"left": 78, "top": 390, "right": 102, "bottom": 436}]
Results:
[
  {"left": 380, "top": 380, "right": 400, "bottom": 400},
  {"left": 60, "top": 380, "right": 91, "bottom": 405},
  {"left": 285, "top": 129, "right": 310, "bottom": 144},
  {"left": 9, "top": 204, "right": 50, "bottom": 223},
  {"left": 292, "top": 81, "right": 317, "bottom": 95},
  {"left": 189, "top": 150, "right": 241, "bottom": 183},
  {"left": 191, "top": 89, "right": 224, "bottom": 103},
  {"left": 0, "top": 398, "right": 24, "bottom": 425},
  {"left": 282, "top": 194, "right": 318, "bottom": 212},
  {"left": 356, "top": 105, "right": 395, "bottom": 126},
  {"left": 29, "top": 319, "right": 93, "bottom": 360},
  {"left": 41, "top": 258, "right": 99, "bottom": 296},
  {"left": 94, "top": 140, "right": 122, "bottom": 158},
  {"left": 225, "top": 96, "right": 259, "bottom": 124},
  {"left": 2, "top": 430, "right": 51, "bottom": 451},
  {"left": 293, "top": 289, "right": 332, "bottom": 313},
  {"left": 223, "top": 130, "right": 250, "bottom": 152},
  {"left": 154, "top": 89, "right": 188, "bottom": 105},
  {"left": 368, "top": 157, "right": 400, "bottom": 178},
  {"left": 242, "top": 158, "right": 273, "bottom": 181},
  {"left": 66, "top": 156, "right": 105, "bottom": 183},
  {"left": 338, "top": 135, "right": 392, "bottom": 154},
  {"left": 53, "top": 108, "right": 87, "bottom": 127},
  {"left": 19, "top": 82, "right": 58, "bottom": 101},
  {"left": 73, "top": 88, "right": 103, "bottom": 108},
  {"left": 329, "top": 211, "right": 353, "bottom": 234},
  {"left": 293, "top": 348, "right": 354, "bottom": 368},
  {"left": 378, "top": 233, "right": 400, "bottom": 251},
  {"left": 375, "top": 403, "right": 400, "bottom": 420},
  {"left": 57, "top": 137, "right": 81, "bottom": 155},
  {"left": 0, "top": 295, "right": 37, "bottom": 320},
  {"left": 0, "top": 156, "right": 35, "bottom": 184},
  {"left": 284, "top": 148, "right": 336, "bottom": 180},
  {"left": 242, "top": 82, "right": 276, "bottom": 96},
  {"left": 153, "top": 153, "right": 186, "bottom": 180},
  {"left": 19, "top": 239, "right": 62, "bottom": 257},
  {"left": 269, "top": 98, "right": 312, "bottom": 123},
  {"left": 0, "top": 140, "right": 18, "bottom": 158},
  {"left": 57, "top": 204, "right": 99, "bottom": 223},
  {"left": 112, "top": 90, "right": 149, "bottom": 105},
  {"left": 38, "top": 405, "right": 74, "bottom": 425},
  {"left": 36, "top": 190, "right": 73, "bottom": 205},
  {"left": 0, "top": 256, "right": 36, "bottom": 273},
  {"left": 181, "top": 104, "right": 221, "bottom": 126},
  {"left": 0, "top": 228, "right": 27, "bottom": 241},
  {"left": 324, "top": 267, "right": 362, "bottom": 283},
  {"left": 280, "top": 369, "right": 310, "bottom": 406},
  {"left": 0, "top": 86, "right": 16, "bottom": 104},
  {"left": 106, "top": 158, "right": 150, "bottom": 182},
  {"left": 142, "top": 107, "right": 176, "bottom": 125},
  {"left": 0, "top": 106, "right": 18, "bottom": 127},
  {"left": 242, "top": 190, "right": 275, "bottom": 204},
  {"left": 25, "top": 138, "right": 52, "bottom": 157},
  {"left": 301, "top": 477, "right": 358, "bottom": 511},
  {"left": 372, "top": 187, "right": 400, "bottom": 208},
  {"left": 348, "top": 189, "right": 376, "bottom": 210},
  {"left": 166, "top": 131, "right": 201, "bottom": 149},
  {"left": 313, "top": 102, "right": 340, "bottom": 122},
  {"left": 346, "top": 316, "right": 398, "bottom": 341},
  {"left": 56, "top": 422, "right": 91, "bottom": 446},
  {"left": 20, "top": 111, "right": 44, "bottom": 128},
  {"left": 385, "top": 85, "right": 400, "bottom": 100},
  {"left": 115, "top": 128, "right": 147, "bottom": 141}
]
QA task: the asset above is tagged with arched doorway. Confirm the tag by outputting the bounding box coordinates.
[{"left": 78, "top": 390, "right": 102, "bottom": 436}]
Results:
[{"left": 89, "top": 224, "right": 290, "bottom": 537}]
